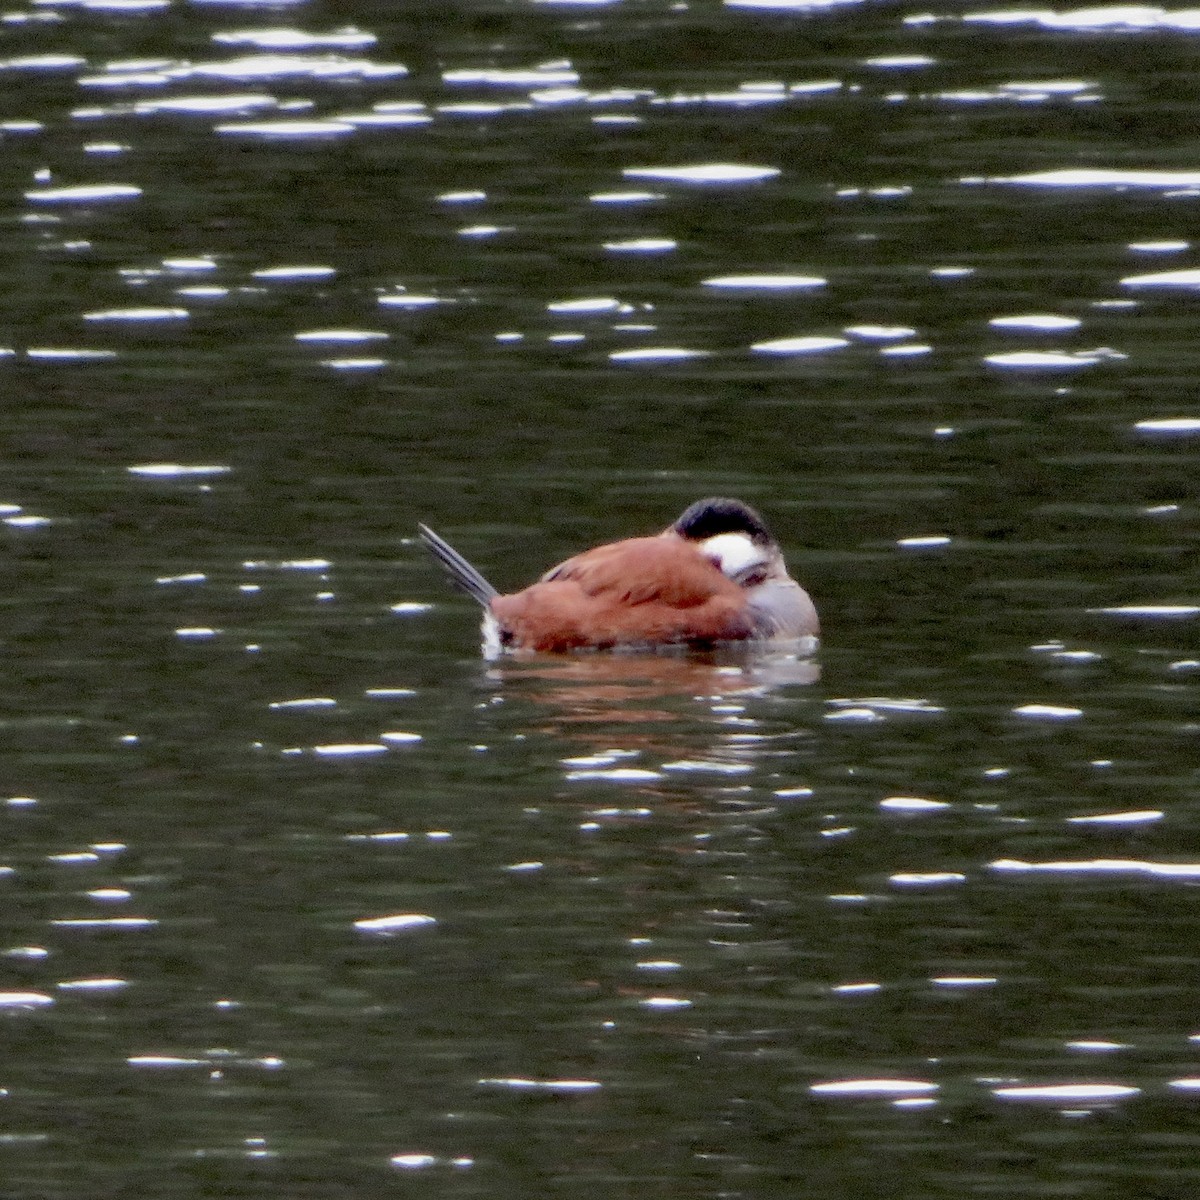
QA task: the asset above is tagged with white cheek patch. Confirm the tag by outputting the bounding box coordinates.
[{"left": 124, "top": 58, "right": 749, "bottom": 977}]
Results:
[{"left": 701, "top": 532, "right": 767, "bottom": 579}]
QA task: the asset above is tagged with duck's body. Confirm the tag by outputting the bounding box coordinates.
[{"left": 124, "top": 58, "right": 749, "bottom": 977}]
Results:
[{"left": 419, "top": 497, "right": 818, "bottom": 654}]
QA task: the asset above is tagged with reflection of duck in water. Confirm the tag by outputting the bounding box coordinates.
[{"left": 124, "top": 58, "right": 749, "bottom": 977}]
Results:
[
  {"left": 485, "top": 650, "right": 820, "bottom": 738},
  {"left": 419, "top": 497, "right": 819, "bottom": 656}
]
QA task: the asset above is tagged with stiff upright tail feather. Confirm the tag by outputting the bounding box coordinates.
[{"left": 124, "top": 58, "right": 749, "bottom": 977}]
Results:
[{"left": 418, "top": 523, "right": 498, "bottom": 608}]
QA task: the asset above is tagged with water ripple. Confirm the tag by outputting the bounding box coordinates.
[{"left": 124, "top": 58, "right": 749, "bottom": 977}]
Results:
[
  {"left": 176, "top": 53, "right": 408, "bottom": 81},
  {"left": 984, "top": 349, "right": 1125, "bottom": 369},
  {"left": 988, "top": 314, "right": 1082, "bottom": 331},
  {"left": 703, "top": 273, "right": 826, "bottom": 291},
  {"left": 998, "top": 168, "right": 1200, "bottom": 188},
  {"left": 992, "top": 858, "right": 1200, "bottom": 878},
  {"left": 622, "top": 163, "right": 780, "bottom": 184},
  {"left": 211, "top": 28, "right": 377, "bottom": 50},
  {"left": 216, "top": 119, "right": 355, "bottom": 139},
  {"left": 1135, "top": 417, "right": 1200, "bottom": 434},
  {"left": 751, "top": 336, "right": 850, "bottom": 355},
  {"left": 1122, "top": 267, "right": 1200, "bottom": 288},
  {"left": 25, "top": 183, "right": 142, "bottom": 203},
  {"left": 965, "top": 7, "right": 1200, "bottom": 32}
]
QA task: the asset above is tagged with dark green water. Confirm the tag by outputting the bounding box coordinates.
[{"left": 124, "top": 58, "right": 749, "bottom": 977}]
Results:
[{"left": 0, "top": 1, "right": 1199, "bottom": 1196}]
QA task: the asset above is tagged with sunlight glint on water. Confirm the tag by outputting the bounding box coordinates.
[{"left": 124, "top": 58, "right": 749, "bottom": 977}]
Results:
[{"left": 0, "top": 0, "right": 1198, "bottom": 1194}]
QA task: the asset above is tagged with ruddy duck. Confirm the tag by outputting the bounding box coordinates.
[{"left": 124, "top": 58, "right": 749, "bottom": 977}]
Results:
[{"left": 419, "top": 497, "right": 818, "bottom": 654}]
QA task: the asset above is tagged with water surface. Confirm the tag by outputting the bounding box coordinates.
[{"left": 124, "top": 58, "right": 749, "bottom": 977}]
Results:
[{"left": 1, "top": 0, "right": 1199, "bottom": 1195}]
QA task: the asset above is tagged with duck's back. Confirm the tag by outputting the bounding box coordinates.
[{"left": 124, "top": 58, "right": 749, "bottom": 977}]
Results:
[{"left": 491, "top": 535, "right": 753, "bottom": 651}]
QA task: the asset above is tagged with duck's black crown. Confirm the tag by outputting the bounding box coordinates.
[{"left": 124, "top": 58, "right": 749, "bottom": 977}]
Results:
[{"left": 672, "top": 497, "right": 774, "bottom": 546}]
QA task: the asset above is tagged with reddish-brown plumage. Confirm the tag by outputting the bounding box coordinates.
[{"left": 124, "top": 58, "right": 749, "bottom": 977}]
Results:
[
  {"left": 491, "top": 534, "right": 754, "bottom": 652},
  {"left": 418, "top": 497, "right": 818, "bottom": 655}
]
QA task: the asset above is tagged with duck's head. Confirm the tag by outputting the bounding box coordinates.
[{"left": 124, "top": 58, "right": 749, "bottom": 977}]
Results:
[{"left": 669, "top": 496, "right": 789, "bottom": 588}]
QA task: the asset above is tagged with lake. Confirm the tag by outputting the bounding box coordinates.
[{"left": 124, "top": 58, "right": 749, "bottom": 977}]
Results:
[{"left": 1, "top": 0, "right": 1199, "bottom": 1195}]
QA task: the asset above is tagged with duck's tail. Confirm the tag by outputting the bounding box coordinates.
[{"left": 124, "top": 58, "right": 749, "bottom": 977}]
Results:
[{"left": 417, "top": 523, "right": 498, "bottom": 608}]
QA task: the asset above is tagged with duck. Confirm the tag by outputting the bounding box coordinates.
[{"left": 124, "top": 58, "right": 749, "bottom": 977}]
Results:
[{"left": 418, "top": 497, "right": 818, "bottom": 655}]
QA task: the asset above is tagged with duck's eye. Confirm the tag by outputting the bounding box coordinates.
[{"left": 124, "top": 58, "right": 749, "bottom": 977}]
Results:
[{"left": 737, "top": 566, "right": 769, "bottom": 588}]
